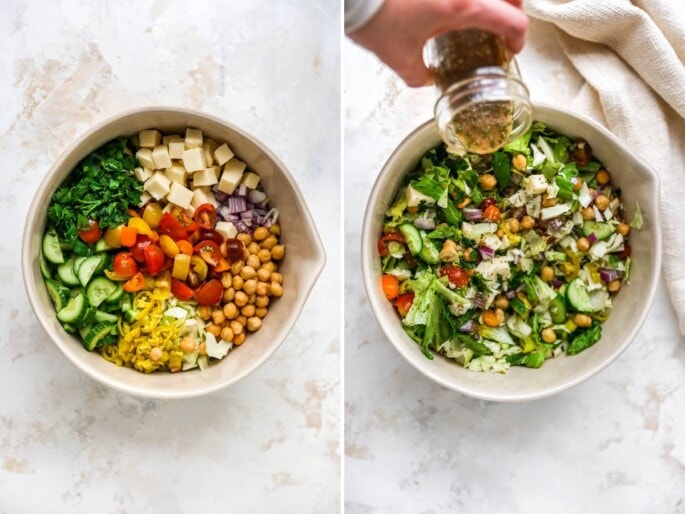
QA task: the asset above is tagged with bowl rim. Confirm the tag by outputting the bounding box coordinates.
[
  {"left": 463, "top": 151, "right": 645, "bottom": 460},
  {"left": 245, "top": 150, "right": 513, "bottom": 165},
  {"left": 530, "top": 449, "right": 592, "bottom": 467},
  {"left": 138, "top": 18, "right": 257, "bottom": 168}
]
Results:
[
  {"left": 22, "top": 105, "right": 326, "bottom": 399},
  {"left": 361, "top": 101, "right": 662, "bottom": 402}
]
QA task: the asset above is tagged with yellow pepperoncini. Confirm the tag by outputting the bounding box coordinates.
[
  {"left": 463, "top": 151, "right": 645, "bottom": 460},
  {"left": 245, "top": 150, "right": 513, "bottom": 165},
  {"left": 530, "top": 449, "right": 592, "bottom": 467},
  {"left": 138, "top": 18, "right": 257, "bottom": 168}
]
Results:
[
  {"left": 500, "top": 221, "right": 521, "bottom": 246},
  {"left": 563, "top": 250, "right": 580, "bottom": 280}
]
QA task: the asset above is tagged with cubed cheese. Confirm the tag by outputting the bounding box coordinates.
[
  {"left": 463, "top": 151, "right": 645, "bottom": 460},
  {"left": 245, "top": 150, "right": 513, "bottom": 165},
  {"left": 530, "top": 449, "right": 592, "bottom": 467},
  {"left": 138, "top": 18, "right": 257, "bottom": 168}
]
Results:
[
  {"left": 207, "top": 166, "right": 220, "bottom": 179},
  {"left": 162, "top": 134, "right": 182, "bottom": 145},
  {"left": 203, "top": 139, "right": 218, "bottom": 166},
  {"left": 215, "top": 221, "right": 238, "bottom": 240},
  {"left": 136, "top": 148, "right": 155, "bottom": 170},
  {"left": 152, "top": 145, "right": 172, "bottom": 169},
  {"left": 168, "top": 140, "right": 185, "bottom": 160},
  {"left": 525, "top": 175, "right": 548, "bottom": 195},
  {"left": 192, "top": 167, "right": 219, "bottom": 187},
  {"left": 240, "top": 171, "right": 261, "bottom": 189},
  {"left": 139, "top": 129, "right": 161, "bottom": 148},
  {"left": 167, "top": 182, "right": 193, "bottom": 210},
  {"left": 191, "top": 187, "right": 217, "bottom": 210},
  {"left": 218, "top": 159, "right": 246, "bottom": 194},
  {"left": 185, "top": 128, "right": 203, "bottom": 148},
  {"left": 214, "top": 143, "right": 234, "bottom": 166},
  {"left": 138, "top": 191, "right": 152, "bottom": 207},
  {"left": 144, "top": 172, "right": 171, "bottom": 200},
  {"left": 164, "top": 164, "right": 187, "bottom": 184},
  {"left": 134, "top": 166, "right": 153, "bottom": 183},
  {"left": 182, "top": 147, "right": 206, "bottom": 173}
]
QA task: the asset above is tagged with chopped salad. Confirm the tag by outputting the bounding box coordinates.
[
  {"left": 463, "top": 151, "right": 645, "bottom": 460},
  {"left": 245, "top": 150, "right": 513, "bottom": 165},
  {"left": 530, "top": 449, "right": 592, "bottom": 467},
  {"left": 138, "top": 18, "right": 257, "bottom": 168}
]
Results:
[
  {"left": 379, "top": 122, "right": 641, "bottom": 373},
  {"left": 41, "top": 128, "right": 285, "bottom": 373}
]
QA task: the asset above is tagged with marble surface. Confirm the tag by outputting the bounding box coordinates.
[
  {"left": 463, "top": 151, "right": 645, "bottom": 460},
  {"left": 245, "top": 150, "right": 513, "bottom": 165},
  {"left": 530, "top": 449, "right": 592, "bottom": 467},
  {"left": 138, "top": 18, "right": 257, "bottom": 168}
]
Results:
[
  {"left": 345, "top": 19, "right": 685, "bottom": 513},
  {"left": 0, "top": 2, "right": 339, "bottom": 512}
]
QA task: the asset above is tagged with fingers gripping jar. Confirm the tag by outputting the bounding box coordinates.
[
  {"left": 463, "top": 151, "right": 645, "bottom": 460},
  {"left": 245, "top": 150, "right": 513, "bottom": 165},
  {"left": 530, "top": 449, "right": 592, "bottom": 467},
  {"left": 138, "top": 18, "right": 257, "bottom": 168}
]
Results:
[{"left": 424, "top": 29, "right": 532, "bottom": 155}]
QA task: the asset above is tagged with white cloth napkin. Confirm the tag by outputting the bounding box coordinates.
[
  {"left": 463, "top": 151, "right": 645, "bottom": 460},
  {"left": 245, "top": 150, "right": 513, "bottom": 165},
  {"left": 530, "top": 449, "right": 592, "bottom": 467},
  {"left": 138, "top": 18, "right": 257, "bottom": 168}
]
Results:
[{"left": 526, "top": 0, "right": 685, "bottom": 334}]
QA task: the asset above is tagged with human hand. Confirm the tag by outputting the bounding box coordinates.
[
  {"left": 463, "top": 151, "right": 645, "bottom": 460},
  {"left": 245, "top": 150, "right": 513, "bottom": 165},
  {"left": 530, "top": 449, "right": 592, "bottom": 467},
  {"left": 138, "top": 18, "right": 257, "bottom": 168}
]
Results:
[{"left": 348, "top": 0, "right": 528, "bottom": 87}]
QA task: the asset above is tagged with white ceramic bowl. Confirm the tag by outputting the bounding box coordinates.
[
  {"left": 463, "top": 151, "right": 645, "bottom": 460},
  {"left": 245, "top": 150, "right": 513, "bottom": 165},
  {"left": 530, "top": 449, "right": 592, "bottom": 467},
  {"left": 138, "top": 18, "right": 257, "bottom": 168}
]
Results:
[
  {"left": 362, "top": 103, "right": 662, "bottom": 402},
  {"left": 23, "top": 107, "right": 325, "bottom": 399}
]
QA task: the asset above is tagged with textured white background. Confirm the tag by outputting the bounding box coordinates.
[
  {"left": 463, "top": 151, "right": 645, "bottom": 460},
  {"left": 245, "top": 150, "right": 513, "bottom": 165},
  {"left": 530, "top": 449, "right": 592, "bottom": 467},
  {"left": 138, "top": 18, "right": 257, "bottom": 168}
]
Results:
[
  {"left": 0, "top": 1, "right": 340, "bottom": 512},
  {"left": 345, "top": 19, "right": 685, "bottom": 514}
]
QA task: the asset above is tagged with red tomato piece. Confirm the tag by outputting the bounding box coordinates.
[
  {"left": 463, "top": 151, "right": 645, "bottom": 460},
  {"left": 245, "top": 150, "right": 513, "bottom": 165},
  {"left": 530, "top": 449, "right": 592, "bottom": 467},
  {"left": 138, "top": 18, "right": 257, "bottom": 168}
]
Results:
[
  {"left": 158, "top": 212, "right": 189, "bottom": 241},
  {"left": 395, "top": 293, "right": 415, "bottom": 317},
  {"left": 193, "top": 240, "right": 222, "bottom": 267},
  {"left": 377, "top": 231, "right": 406, "bottom": 257},
  {"left": 224, "top": 238, "right": 246, "bottom": 262},
  {"left": 144, "top": 245, "right": 165, "bottom": 276},
  {"left": 123, "top": 272, "right": 146, "bottom": 292},
  {"left": 194, "top": 279, "right": 224, "bottom": 305},
  {"left": 113, "top": 252, "right": 139, "bottom": 279},
  {"left": 479, "top": 198, "right": 497, "bottom": 211},
  {"left": 177, "top": 212, "right": 200, "bottom": 234},
  {"left": 130, "top": 235, "right": 152, "bottom": 263},
  {"left": 171, "top": 278, "right": 195, "bottom": 301},
  {"left": 483, "top": 204, "right": 501, "bottom": 221},
  {"left": 439, "top": 266, "right": 470, "bottom": 287},
  {"left": 78, "top": 219, "right": 102, "bottom": 244},
  {"left": 199, "top": 229, "right": 225, "bottom": 245},
  {"left": 194, "top": 204, "right": 217, "bottom": 231},
  {"left": 381, "top": 274, "right": 399, "bottom": 300}
]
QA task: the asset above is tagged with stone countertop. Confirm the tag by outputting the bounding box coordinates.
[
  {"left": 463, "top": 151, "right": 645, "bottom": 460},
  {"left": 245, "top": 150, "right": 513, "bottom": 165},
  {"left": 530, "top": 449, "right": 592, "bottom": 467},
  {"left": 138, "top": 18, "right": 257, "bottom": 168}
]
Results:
[
  {"left": 0, "top": 2, "right": 340, "bottom": 512},
  {"left": 344, "top": 19, "right": 685, "bottom": 514}
]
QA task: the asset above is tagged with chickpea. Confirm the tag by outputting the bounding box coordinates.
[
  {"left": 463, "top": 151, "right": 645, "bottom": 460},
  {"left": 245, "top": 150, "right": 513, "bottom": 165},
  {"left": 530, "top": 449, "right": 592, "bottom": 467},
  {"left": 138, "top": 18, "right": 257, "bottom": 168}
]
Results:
[
  {"left": 581, "top": 207, "right": 595, "bottom": 221},
  {"left": 237, "top": 315, "right": 247, "bottom": 326},
  {"left": 456, "top": 197, "right": 471, "bottom": 209},
  {"left": 261, "top": 235, "right": 278, "bottom": 250},
  {"left": 220, "top": 272, "right": 233, "bottom": 289},
  {"left": 240, "top": 266, "right": 257, "bottom": 280},
  {"left": 223, "top": 302, "right": 238, "bottom": 320},
  {"left": 617, "top": 223, "right": 630, "bottom": 236},
  {"left": 233, "top": 332, "right": 246, "bottom": 346},
  {"left": 230, "top": 260, "right": 244, "bottom": 275},
  {"left": 608, "top": 280, "right": 622, "bottom": 293},
  {"left": 237, "top": 233, "right": 251, "bottom": 245},
  {"left": 574, "top": 313, "right": 592, "bottom": 328},
  {"left": 243, "top": 279, "right": 257, "bottom": 295},
  {"left": 248, "top": 242, "right": 261, "bottom": 255},
  {"left": 596, "top": 169, "right": 611, "bottom": 185},
  {"left": 246, "top": 254, "right": 261, "bottom": 269},
  {"left": 234, "top": 291, "right": 249, "bottom": 307},
  {"left": 521, "top": 216, "right": 535, "bottom": 230},
  {"left": 512, "top": 154, "right": 527, "bottom": 171},
  {"left": 439, "top": 239, "right": 459, "bottom": 263},
  {"left": 232, "top": 275, "right": 244, "bottom": 291},
  {"left": 256, "top": 268, "right": 271, "bottom": 282},
  {"left": 482, "top": 309, "right": 501, "bottom": 327},
  {"left": 256, "top": 295, "right": 270, "bottom": 308},
  {"left": 180, "top": 337, "right": 197, "bottom": 353},
  {"left": 258, "top": 249, "right": 272, "bottom": 263},
  {"left": 149, "top": 347, "right": 163, "bottom": 361},
  {"left": 256, "top": 282, "right": 269, "bottom": 296},
  {"left": 270, "top": 272, "right": 283, "bottom": 284},
  {"left": 198, "top": 342, "right": 207, "bottom": 355},
  {"left": 463, "top": 247, "right": 476, "bottom": 262},
  {"left": 494, "top": 295, "right": 509, "bottom": 310},
  {"left": 573, "top": 177, "right": 583, "bottom": 191},
  {"left": 507, "top": 218, "right": 520, "bottom": 234},
  {"left": 253, "top": 227, "right": 269, "bottom": 241},
  {"left": 541, "top": 328, "right": 557, "bottom": 343},
  {"left": 247, "top": 317, "right": 262, "bottom": 332},
  {"left": 270, "top": 282, "right": 284, "bottom": 297},
  {"left": 542, "top": 196, "right": 558, "bottom": 207},
  {"left": 541, "top": 266, "right": 555, "bottom": 282},
  {"left": 577, "top": 237, "right": 590, "bottom": 252},
  {"left": 269, "top": 223, "right": 281, "bottom": 236},
  {"left": 495, "top": 308, "right": 505, "bottom": 325},
  {"left": 220, "top": 326, "right": 234, "bottom": 342},
  {"left": 197, "top": 305, "right": 212, "bottom": 321},
  {"left": 230, "top": 320, "right": 244, "bottom": 335},
  {"left": 595, "top": 194, "right": 610, "bottom": 211},
  {"left": 479, "top": 173, "right": 497, "bottom": 191},
  {"left": 206, "top": 323, "right": 221, "bottom": 337},
  {"left": 222, "top": 288, "right": 235, "bottom": 303},
  {"left": 256, "top": 307, "right": 268, "bottom": 318},
  {"left": 262, "top": 262, "right": 277, "bottom": 273},
  {"left": 271, "top": 245, "right": 285, "bottom": 261},
  {"left": 496, "top": 229, "right": 505, "bottom": 239},
  {"left": 241, "top": 304, "right": 256, "bottom": 317},
  {"left": 211, "top": 310, "right": 226, "bottom": 325}
]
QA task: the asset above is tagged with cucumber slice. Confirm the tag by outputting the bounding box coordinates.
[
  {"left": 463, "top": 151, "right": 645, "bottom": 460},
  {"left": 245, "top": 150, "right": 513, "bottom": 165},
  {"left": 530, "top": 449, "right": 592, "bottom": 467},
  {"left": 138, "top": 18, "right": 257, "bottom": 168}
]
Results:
[
  {"left": 76, "top": 306, "right": 97, "bottom": 328},
  {"left": 418, "top": 232, "right": 440, "bottom": 264},
  {"left": 398, "top": 224, "right": 422, "bottom": 255},
  {"left": 62, "top": 323, "right": 78, "bottom": 334},
  {"left": 45, "top": 279, "right": 70, "bottom": 311},
  {"left": 73, "top": 256, "right": 88, "bottom": 275},
  {"left": 42, "top": 229, "right": 64, "bottom": 264},
  {"left": 82, "top": 322, "right": 115, "bottom": 351},
  {"left": 86, "top": 276, "right": 118, "bottom": 307},
  {"left": 94, "top": 238, "right": 117, "bottom": 252},
  {"left": 39, "top": 251, "right": 52, "bottom": 279},
  {"left": 105, "top": 284, "right": 125, "bottom": 304},
  {"left": 78, "top": 324, "right": 93, "bottom": 340},
  {"left": 56, "top": 294, "right": 89, "bottom": 324},
  {"left": 94, "top": 310, "right": 119, "bottom": 323},
  {"left": 123, "top": 308, "right": 140, "bottom": 323},
  {"left": 549, "top": 294, "right": 567, "bottom": 324},
  {"left": 582, "top": 221, "right": 615, "bottom": 240},
  {"left": 57, "top": 260, "right": 80, "bottom": 286},
  {"left": 566, "top": 278, "right": 595, "bottom": 312},
  {"left": 69, "top": 287, "right": 85, "bottom": 298},
  {"left": 77, "top": 255, "right": 106, "bottom": 287}
]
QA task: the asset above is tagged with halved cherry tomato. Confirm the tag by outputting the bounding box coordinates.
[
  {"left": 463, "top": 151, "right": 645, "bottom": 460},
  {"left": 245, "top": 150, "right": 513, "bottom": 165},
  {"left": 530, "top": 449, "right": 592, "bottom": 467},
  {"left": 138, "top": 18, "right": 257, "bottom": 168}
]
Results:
[
  {"left": 123, "top": 272, "right": 146, "bottom": 292},
  {"left": 194, "top": 279, "right": 224, "bottom": 305},
  {"left": 120, "top": 226, "right": 138, "bottom": 247},
  {"left": 177, "top": 240, "right": 194, "bottom": 256},
  {"left": 171, "top": 278, "right": 195, "bottom": 301},
  {"left": 377, "top": 231, "right": 406, "bottom": 257},
  {"left": 199, "top": 229, "right": 224, "bottom": 245},
  {"left": 213, "top": 257, "right": 230, "bottom": 273},
  {"left": 104, "top": 269, "right": 130, "bottom": 281},
  {"left": 158, "top": 212, "right": 188, "bottom": 241},
  {"left": 144, "top": 245, "right": 165, "bottom": 276},
  {"left": 382, "top": 274, "right": 399, "bottom": 300},
  {"left": 224, "top": 238, "right": 245, "bottom": 262},
  {"left": 177, "top": 212, "right": 200, "bottom": 234},
  {"left": 395, "top": 293, "right": 415, "bottom": 317},
  {"left": 193, "top": 240, "right": 221, "bottom": 266},
  {"left": 78, "top": 219, "right": 102, "bottom": 244},
  {"left": 130, "top": 235, "right": 153, "bottom": 263},
  {"left": 194, "top": 204, "right": 217, "bottom": 230},
  {"left": 483, "top": 204, "right": 501, "bottom": 222},
  {"left": 440, "top": 265, "right": 469, "bottom": 287},
  {"left": 113, "top": 252, "right": 139, "bottom": 279}
]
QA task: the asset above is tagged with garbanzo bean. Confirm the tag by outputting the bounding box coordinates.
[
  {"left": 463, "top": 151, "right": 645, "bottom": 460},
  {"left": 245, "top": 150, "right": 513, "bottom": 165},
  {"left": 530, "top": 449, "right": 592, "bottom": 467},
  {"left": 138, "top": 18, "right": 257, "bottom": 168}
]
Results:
[
  {"left": 247, "top": 317, "right": 262, "bottom": 332},
  {"left": 230, "top": 320, "right": 244, "bottom": 335},
  {"left": 233, "top": 333, "right": 246, "bottom": 345},
  {"left": 206, "top": 323, "right": 221, "bottom": 337},
  {"left": 198, "top": 342, "right": 207, "bottom": 355},
  {"left": 237, "top": 233, "right": 251, "bottom": 245},
  {"left": 271, "top": 272, "right": 283, "bottom": 284},
  {"left": 577, "top": 237, "right": 590, "bottom": 252},
  {"left": 253, "top": 227, "right": 269, "bottom": 241},
  {"left": 256, "top": 307, "right": 268, "bottom": 318},
  {"left": 507, "top": 218, "right": 520, "bottom": 234},
  {"left": 608, "top": 280, "right": 622, "bottom": 293},
  {"left": 541, "top": 266, "right": 554, "bottom": 282},
  {"left": 230, "top": 261, "right": 244, "bottom": 275},
  {"left": 257, "top": 249, "right": 271, "bottom": 263},
  {"left": 581, "top": 207, "right": 594, "bottom": 220},
  {"left": 241, "top": 304, "right": 256, "bottom": 317},
  {"left": 240, "top": 266, "right": 256, "bottom": 280},
  {"left": 521, "top": 216, "right": 535, "bottom": 230},
  {"left": 617, "top": 223, "right": 630, "bottom": 236},
  {"left": 248, "top": 242, "right": 260, "bottom": 255},
  {"left": 247, "top": 293, "right": 256, "bottom": 304},
  {"left": 494, "top": 295, "right": 509, "bottom": 310},
  {"left": 512, "top": 154, "right": 527, "bottom": 171},
  {"left": 180, "top": 337, "right": 197, "bottom": 353},
  {"left": 482, "top": 310, "right": 500, "bottom": 327},
  {"left": 237, "top": 315, "right": 247, "bottom": 326},
  {"left": 573, "top": 177, "right": 583, "bottom": 191},
  {"left": 262, "top": 262, "right": 277, "bottom": 273},
  {"left": 243, "top": 279, "right": 257, "bottom": 295},
  {"left": 222, "top": 288, "right": 235, "bottom": 303},
  {"left": 220, "top": 272, "right": 233, "bottom": 289},
  {"left": 541, "top": 328, "right": 557, "bottom": 343},
  {"left": 256, "top": 295, "right": 269, "bottom": 308},
  {"left": 595, "top": 194, "right": 610, "bottom": 211},
  {"left": 220, "top": 326, "right": 234, "bottom": 342},
  {"left": 256, "top": 268, "right": 271, "bottom": 282},
  {"left": 269, "top": 224, "right": 280, "bottom": 236},
  {"left": 197, "top": 305, "right": 212, "bottom": 320},
  {"left": 261, "top": 235, "right": 278, "bottom": 250},
  {"left": 479, "top": 174, "right": 497, "bottom": 190},
  {"left": 247, "top": 254, "right": 260, "bottom": 269},
  {"left": 596, "top": 169, "right": 610, "bottom": 185},
  {"left": 223, "top": 302, "right": 238, "bottom": 319},
  {"left": 211, "top": 310, "right": 226, "bottom": 325},
  {"left": 270, "top": 282, "right": 283, "bottom": 297},
  {"left": 256, "top": 282, "right": 269, "bottom": 296},
  {"left": 271, "top": 245, "right": 285, "bottom": 260},
  {"left": 574, "top": 314, "right": 592, "bottom": 328},
  {"left": 234, "top": 291, "right": 248, "bottom": 307},
  {"left": 232, "top": 275, "right": 244, "bottom": 290}
]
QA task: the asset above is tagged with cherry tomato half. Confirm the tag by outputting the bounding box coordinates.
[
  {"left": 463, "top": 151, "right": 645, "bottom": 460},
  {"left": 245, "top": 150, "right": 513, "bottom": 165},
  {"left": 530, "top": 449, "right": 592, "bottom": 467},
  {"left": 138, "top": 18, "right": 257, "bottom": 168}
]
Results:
[
  {"left": 483, "top": 204, "right": 501, "bottom": 222},
  {"left": 193, "top": 240, "right": 222, "bottom": 267},
  {"left": 395, "top": 293, "right": 415, "bottom": 317},
  {"left": 144, "top": 245, "right": 166, "bottom": 276},
  {"left": 479, "top": 198, "right": 497, "bottom": 211},
  {"left": 123, "top": 272, "right": 146, "bottom": 292},
  {"left": 158, "top": 212, "right": 188, "bottom": 241},
  {"left": 194, "top": 279, "right": 224, "bottom": 305},
  {"left": 177, "top": 212, "right": 200, "bottom": 234},
  {"left": 113, "top": 252, "right": 139, "bottom": 279},
  {"left": 381, "top": 274, "right": 399, "bottom": 300},
  {"left": 439, "top": 266, "right": 469, "bottom": 287},
  {"left": 78, "top": 219, "right": 102, "bottom": 244},
  {"left": 130, "top": 235, "right": 152, "bottom": 263},
  {"left": 194, "top": 204, "right": 217, "bottom": 231},
  {"left": 199, "top": 229, "right": 224, "bottom": 245},
  {"left": 171, "top": 278, "right": 195, "bottom": 301},
  {"left": 223, "top": 238, "right": 246, "bottom": 262},
  {"left": 377, "top": 231, "right": 406, "bottom": 257}
]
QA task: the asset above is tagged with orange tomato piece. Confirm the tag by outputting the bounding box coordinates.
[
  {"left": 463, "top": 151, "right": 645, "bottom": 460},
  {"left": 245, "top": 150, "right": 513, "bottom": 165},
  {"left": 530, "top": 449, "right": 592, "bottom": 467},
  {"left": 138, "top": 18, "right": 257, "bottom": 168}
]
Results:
[
  {"left": 381, "top": 274, "right": 399, "bottom": 300},
  {"left": 483, "top": 204, "right": 501, "bottom": 222},
  {"left": 120, "top": 226, "right": 138, "bottom": 247},
  {"left": 123, "top": 272, "right": 146, "bottom": 292},
  {"left": 177, "top": 240, "right": 193, "bottom": 256}
]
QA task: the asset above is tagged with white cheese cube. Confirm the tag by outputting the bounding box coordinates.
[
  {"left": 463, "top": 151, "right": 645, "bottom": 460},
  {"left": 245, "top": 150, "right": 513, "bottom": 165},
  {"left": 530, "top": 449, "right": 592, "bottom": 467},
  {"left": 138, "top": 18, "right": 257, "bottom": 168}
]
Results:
[
  {"left": 214, "top": 143, "right": 234, "bottom": 166},
  {"left": 162, "top": 134, "right": 182, "bottom": 145},
  {"left": 168, "top": 140, "right": 185, "bottom": 160},
  {"left": 182, "top": 147, "right": 206, "bottom": 173},
  {"left": 136, "top": 148, "right": 155, "bottom": 169},
  {"left": 139, "top": 130, "right": 161, "bottom": 148},
  {"left": 215, "top": 221, "right": 238, "bottom": 240},
  {"left": 240, "top": 171, "right": 261, "bottom": 189},
  {"left": 185, "top": 128, "right": 203, "bottom": 148},
  {"left": 138, "top": 191, "right": 152, "bottom": 207},
  {"left": 134, "top": 166, "right": 153, "bottom": 183},
  {"left": 218, "top": 172, "right": 244, "bottom": 195},
  {"left": 167, "top": 182, "right": 193, "bottom": 210},
  {"left": 525, "top": 175, "right": 548, "bottom": 195},
  {"left": 191, "top": 187, "right": 217, "bottom": 210},
  {"left": 203, "top": 139, "right": 218, "bottom": 166},
  {"left": 207, "top": 166, "right": 220, "bottom": 179},
  {"left": 164, "top": 164, "right": 187, "bottom": 184},
  {"left": 152, "top": 145, "right": 173, "bottom": 169},
  {"left": 192, "top": 167, "right": 219, "bottom": 187},
  {"left": 144, "top": 172, "right": 171, "bottom": 200}
]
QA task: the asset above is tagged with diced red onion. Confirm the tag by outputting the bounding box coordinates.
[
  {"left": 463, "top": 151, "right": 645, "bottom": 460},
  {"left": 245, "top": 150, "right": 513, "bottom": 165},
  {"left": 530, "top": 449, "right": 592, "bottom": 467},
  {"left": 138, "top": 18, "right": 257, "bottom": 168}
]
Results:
[
  {"left": 473, "top": 294, "right": 488, "bottom": 309},
  {"left": 548, "top": 218, "right": 564, "bottom": 231},
  {"left": 228, "top": 197, "right": 247, "bottom": 214},
  {"left": 505, "top": 284, "right": 525, "bottom": 299},
  {"left": 588, "top": 233, "right": 598, "bottom": 244},
  {"left": 215, "top": 191, "right": 229, "bottom": 203},
  {"left": 600, "top": 269, "right": 619, "bottom": 283},
  {"left": 248, "top": 189, "right": 267, "bottom": 204},
  {"left": 458, "top": 320, "right": 476, "bottom": 332},
  {"left": 479, "top": 246, "right": 495, "bottom": 260},
  {"left": 551, "top": 278, "right": 564, "bottom": 289},
  {"left": 237, "top": 184, "right": 248, "bottom": 196},
  {"left": 463, "top": 208, "right": 484, "bottom": 221},
  {"left": 218, "top": 205, "right": 231, "bottom": 219},
  {"left": 241, "top": 210, "right": 254, "bottom": 220}
]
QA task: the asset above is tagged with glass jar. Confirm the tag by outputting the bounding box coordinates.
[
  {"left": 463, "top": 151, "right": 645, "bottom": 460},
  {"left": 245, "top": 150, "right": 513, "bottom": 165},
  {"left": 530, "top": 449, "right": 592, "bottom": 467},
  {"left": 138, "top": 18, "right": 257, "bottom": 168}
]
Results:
[{"left": 424, "top": 29, "right": 532, "bottom": 155}]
